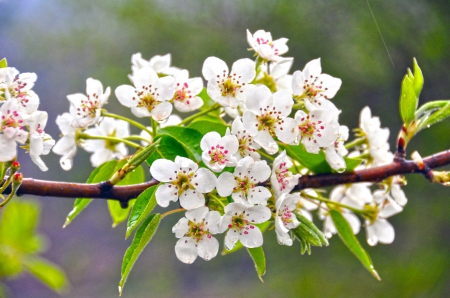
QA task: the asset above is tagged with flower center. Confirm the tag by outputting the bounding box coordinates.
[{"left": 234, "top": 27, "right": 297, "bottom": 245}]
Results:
[
  {"left": 77, "top": 94, "right": 100, "bottom": 119},
  {"left": 255, "top": 106, "right": 283, "bottom": 135},
  {"left": 1, "top": 109, "right": 23, "bottom": 132},
  {"left": 169, "top": 168, "right": 196, "bottom": 197},
  {"left": 275, "top": 162, "right": 290, "bottom": 191},
  {"left": 228, "top": 212, "right": 256, "bottom": 235},
  {"left": 133, "top": 85, "right": 160, "bottom": 112},
  {"left": 303, "top": 76, "right": 329, "bottom": 102},
  {"left": 233, "top": 176, "right": 255, "bottom": 196},
  {"left": 173, "top": 82, "right": 192, "bottom": 104},
  {"left": 186, "top": 220, "right": 211, "bottom": 242},
  {"left": 217, "top": 71, "right": 245, "bottom": 98},
  {"left": 298, "top": 115, "right": 324, "bottom": 141},
  {"left": 279, "top": 205, "right": 294, "bottom": 225},
  {"left": 208, "top": 144, "right": 229, "bottom": 165}
]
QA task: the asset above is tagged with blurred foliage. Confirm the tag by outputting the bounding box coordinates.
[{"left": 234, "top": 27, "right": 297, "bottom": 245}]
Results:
[
  {"left": 1, "top": 0, "right": 450, "bottom": 297},
  {"left": 0, "top": 200, "right": 68, "bottom": 296}
]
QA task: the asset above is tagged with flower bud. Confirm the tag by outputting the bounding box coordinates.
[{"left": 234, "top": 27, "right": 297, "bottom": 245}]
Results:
[
  {"left": 11, "top": 161, "right": 21, "bottom": 171},
  {"left": 12, "top": 172, "right": 23, "bottom": 185}
]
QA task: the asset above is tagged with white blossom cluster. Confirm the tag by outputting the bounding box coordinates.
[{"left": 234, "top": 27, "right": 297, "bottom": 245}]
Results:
[
  {"left": 0, "top": 66, "right": 55, "bottom": 171},
  {"left": 34, "top": 29, "right": 409, "bottom": 264}
]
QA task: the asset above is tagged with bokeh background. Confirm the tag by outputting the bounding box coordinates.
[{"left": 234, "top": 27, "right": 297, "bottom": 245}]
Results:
[{"left": 1, "top": 0, "right": 450, "bottom": 297}]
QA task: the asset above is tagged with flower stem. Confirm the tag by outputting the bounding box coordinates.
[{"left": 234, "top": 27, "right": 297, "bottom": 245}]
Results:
[
  {"left": 303, "top": 192, "right": 365, "bottom": 215},
  {"left": 150, "top": 118, "right": 158, "bottom": 138},
  {"left": 258, "top": 149, "right": 275, "bottom": 161},
  {"left": 102, "top": 111, "right": 152, "bottom": 136},
  {"left": 178, "top": 104, "right": 221, "bottom": 126},
  {"left": 78, "top": 133, "right": 142, "bottom": 149},
  {"left": 161, "top": 208, "right": 185, "bottom": 219},
  {"left": 345, "top": 137, "right": 366, "bottom": 150}
]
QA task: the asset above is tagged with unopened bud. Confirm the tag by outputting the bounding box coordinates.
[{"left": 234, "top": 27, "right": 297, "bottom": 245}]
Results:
[
  {"left": 11, "top": 161, "right": 21, "bottom": 171},
  {"left": 12, "top": 172, "right": 23, "bottom": 184},
  {"left": 431, "top": 171, "right": 450, "bottom": 186}
]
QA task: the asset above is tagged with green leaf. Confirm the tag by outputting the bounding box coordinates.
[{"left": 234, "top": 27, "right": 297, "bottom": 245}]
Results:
[
  {"left": 119, "top": 213, "right": 161, "bottom": 296},
  {"left": 222, "top": 221, "right": 271, "bottom": 255},
  {"left": 146, "top": 135, "right": 188, "bottom": 165},
  {"left": 63, "top": 160, "right": 118, "bottom": 228},
  {"left": 126, "top": 185, "right": 158, "bottom": 239},
  {"left": 330, "top": 209, "right": 381, "bottom": 280},
  {"left": 0, "top": 58, "right": 7, "bottom": 68},
  {"left": 107, "top": 160, "right": 145, "bottom": 227},
  {"left": 292, "top": 213, "right": 328, "bottom": 255},
  {"left": 23, "top": 257, "right": 68, "bottom": 294},
  {"left": 199, "top": 87, "right": 220, "bottom": 116},
  {"left": 246, "top": 246, "right": 266, "bottom": 282},
  {"left": 188, "top": 119, "right": 228, "bottom": 136},
  {"left": 418, "top": 100, "right": 450, "bottom": 132},
  {"left": 157, "top": 126, "right": 203, "bottom": 162},
  {"left": 286, "top": 144, "right": 361, "bottom": 174},
  {"left": 399, "top": 59, "right": 423, "bottom": 126},
  {"left": 412, "top": 58, "right": 424, "bottom": 98}
]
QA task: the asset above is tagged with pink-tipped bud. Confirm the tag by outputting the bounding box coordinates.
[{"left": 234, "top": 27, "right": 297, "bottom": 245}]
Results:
[
  {"left": 13, "top": 172, "right": 23, "bottom": 184},
  {"left": 11, "top": 161, "right": 21, "bottom": 171}
]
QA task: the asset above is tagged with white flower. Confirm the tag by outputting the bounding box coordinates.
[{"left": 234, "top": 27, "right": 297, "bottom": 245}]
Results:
[
  {"left": 293, "top": 107, "right": 340, "bottom": 154},
  {"left": 67, "top": 78, "right": 111, "bottom": 128},
  {"left": 0, "top": 99, "right": 28, "bottom": 162},
  {"left": 228, "top": 117, "right": 261, "bottom": 161},
  {"left": 172, "top": 69, "right": 203, "bottom": 112},
  {"left": 128, "top": 53, "right": 180, "bottom": 83},
  {"left": 200, "top": 131, "right": 239, "bottom": 172},
  {"left": 0, "top": 67, "right": 39, "bottom": 114},
  {"left": 271, "top": 150, "right": 301, "bottom": 198},
  {"left": 243, "top": 85, "right": 297, "bottom": 154},
  {"left": 325, "top": 125, "right": 349, "bottom": 171},
  {"left": 202, "top": 56, "right": 255, "bottom": 109},
  {"left": 365, "top": 190, "right": 403, "bottom": 246},
  {"left": 246, "top": 29, "right": 289, "bottom": 62},
  {"left": 275, "top": 193, "right": 301, "bottom": 246},
  {"left": 256, "top": 57, "right": 293, "bottom": 93},
  {"left": 150, "top": 156, "right": 217, "bottom": 210},
  {"left": 52, "top": 113, "right": 78, "bottom": 170},
  {"left": 359, "top": 106, "right": 394, "bottom": 167},
  {"left": 26, "top": 111, "right": 55, "bottom": 171},
  {"left": 115, "top": 67, "right": 175, "bottom": 121},
  {"left": 292, "top": 58, "right": 342, "bottom": 108},
  {"left": 216, "top": 156, "right": 272, "bottom": 207},
  {"left": 219, "top": 202, "right": 271, "bottom": 250},
  {"left": 80, "top": 118, "right": 129, "bottom": 167},
  {"left": 172, "top": 206, "right": 221, "bottom": 264}
]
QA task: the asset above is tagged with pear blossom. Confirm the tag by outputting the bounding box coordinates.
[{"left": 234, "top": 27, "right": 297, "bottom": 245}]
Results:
[
  {"left": 219, "top": 202, "right": 271, "bottom": 250},
  {"left": 67, "top": 78, "right": 111, "bottom": 128},
  {"left": 128, "top": 53, "right": 180, "bottom": 82},
  {"left": 293, "top": 107, "right": 340, "bottom": 154},
  {"left": 246, "top": 29, "right": 289, "bottom": 62},
  {"left": 365, "top": 189, "right": 403, "bottom": 245},
  {"left": 172, "top": 206, "right": 221, "bottom": 264},
  {"left": 216, "top": 156, "right": 272, "bottom": 207},
  {"left": 271, "top": 150, "right": 301, "bottom": 198},
  {"left": 171, "top": 69, "right": 203, "bottom": 112},
  {"left": 200, "top": 131, "right": 239, "bottom": 172},
  {"left": 358, "top": 106, "right": 394, "bottom": 167},
  {"left": 0, "top": 99, "right": 28, "bottom": 162},
  {"left": 202, "top": 56, "right": 255, "bottom": 109},
  {"left": 242, "top": 85, "right": 297, "bottom": 154},
  {"left": 52, "top": 113, "right": 78, "bottom": 170},
  {"left": 150, "top": 156, "right": 217, "bottom": 210},
  {"left": 325, "top": 125, "right": 349, "bottom": 171},
  {"left": 275, "top": 193, "right": 301, "bottom": 246},
  {"left": 115, "top": 67, "right": 175, "bottom": 121},
  {"left": 26, "top": 111, "right": 55, "bottom": 171},
  {"left": 255, "top": 57, "right": 293, "bottom": 93},
  {"left": 0, "top": 67, "right": 39, "bottom": 114},
  {"left": 292, "top": 58, "right": 342, "bottom": 108},
  {"left": 227, "top": 117, "right": 261, "bottom": 161},
  {"left": 80, "top": 117, "right": 129, "bottom": 167}
]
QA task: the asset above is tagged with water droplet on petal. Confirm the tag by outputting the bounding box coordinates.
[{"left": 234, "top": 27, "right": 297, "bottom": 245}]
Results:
[
  {"left": 156, "top": 117, "right": 169, "bottom": 124},
  {"left": 336, "top": 167, "right": 345, "bottom": 173}
]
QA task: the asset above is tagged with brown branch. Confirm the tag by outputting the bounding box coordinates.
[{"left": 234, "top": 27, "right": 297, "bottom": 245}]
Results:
[{"left": 3, "top": 149, "right": 450, "bottom": 202}]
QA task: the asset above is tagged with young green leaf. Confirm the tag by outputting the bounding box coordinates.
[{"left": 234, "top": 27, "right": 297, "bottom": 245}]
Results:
[
  {"left": 63, "top": 160, "right": 118, "bottom": 228},
  {"left": 292, "top": 213, "right": 328, "bottom": 255},
  {"left": 0, "top": 58, "right": 7, "bottom": 68},
  {"left": 146, "top": 135, "right": 188, "bottom": 165},
  {"left": 126, "top": 185, "right": 158, "bottom": 239},
  {"left": 23, "top": 257, "right": 69, "bottom": 294},
  {"left": 119, "top": 213, "right": 161, "bottom": 296},
  {"left": 157, "top": 127, "right": 203, "bottom": 162},
  {"left": 417, "top": 100, "right": 450, "bottom": 132},
  {"left": 246, "top": 246, "right": 266, "bottom": 282},
  {"left": 412, "top": 58, "right": 424, "bottom": 98},
  {"left": 188, "top": 119, "right": 228, "bottom": 136},
  {"left": 330, "top": 209, "right": 381, "bottom": 280},
  {"left": 399, "top": 59, "right": 423, "bottom": 126}
]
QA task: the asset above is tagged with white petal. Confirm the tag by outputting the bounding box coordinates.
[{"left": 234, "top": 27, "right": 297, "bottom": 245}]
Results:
[
  {"left": 197, "top": 236, "right": 219, "bottom": 261},
  {"left": 115, "top": 85, "right": 137, "bottom": 107},
  {"left": 172, "top": 217, "right": 190, "bottom": 238},
  {"left": 239, "top": 225, "right": 263, "bottom": 248},
  {"left": 150, "top": 159, "right": 177, "bottom": 181},
  {"left": 179, "top": 189, "right": 205, "bottom": 210},
  {"left": 230, "top": 58, "right": 256, "bottom": 83},
  {"left": 175, "top": 238, "right": 198, "bottom": 264},
  {"left": 216, "top": 172, "right": 235, "bottom": 197},
  {"left": 192, "top": 168, "right": 217, "bottom": 193},
  {"left": 202, "top": 57, "right": 228, "bottom": 81},
  {"left": 185, "top": 206, "right": 209, "bottom": 223},
  {"left": 155, "top": 183, "right": 179, "bottom": 207},
  {"left": 150, "top": 102, "right": 173, "bottom": 121}
]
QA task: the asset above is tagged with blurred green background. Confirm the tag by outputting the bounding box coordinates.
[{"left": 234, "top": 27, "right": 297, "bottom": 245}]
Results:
[{"left": 1, "top": 0, "right": 450, "bottom": 297}]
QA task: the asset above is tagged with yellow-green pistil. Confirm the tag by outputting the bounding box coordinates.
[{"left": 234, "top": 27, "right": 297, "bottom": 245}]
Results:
[
  {"left": 233, "top": 176, "right": 255, "bottom": 196},
  {"left": 185, "top": 220, "right": 212, "bottom": 242},
  {"left": 133, "top": 85, "right": 160, "bottom": 112},
  {"left": 171, "top": 170, "right": 196, "bottom": 197},
  {"left": 256, "top": 108, "right": 283, "bottom": 136}
]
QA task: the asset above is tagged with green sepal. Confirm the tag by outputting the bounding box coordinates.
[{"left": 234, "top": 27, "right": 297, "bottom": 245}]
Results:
[
  {"left": 330, "top": 209, "right": 381, "bottom": 280},
  {"left": 125, "top": 185, "right": 158, "bottom": 239},
  {"left": 156, "top": 126, "right": 203, "bottom": 162},
  {"left": 23, "top": 257, "right": 69, "bottom": 294},
  {"left": 63, "top": 160, "right": 118, "bottom": 228},
  {"left": 221, "top": 221, "right": 271, "bottom": 255},
  {"left": 292, "top": 213, "right": 328, "bottom": 255},
  {"left": 119, "top": 213, "right": 161, "bottom": 296},
  {"left": 247, "top": 246, "right": 266, "bottom": 282},
  {"left": 107, "top": 159, "right": 145, "bottom": 227},
  {"left": 0, "top": 58, "right": 7, "bottom": 68}
]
